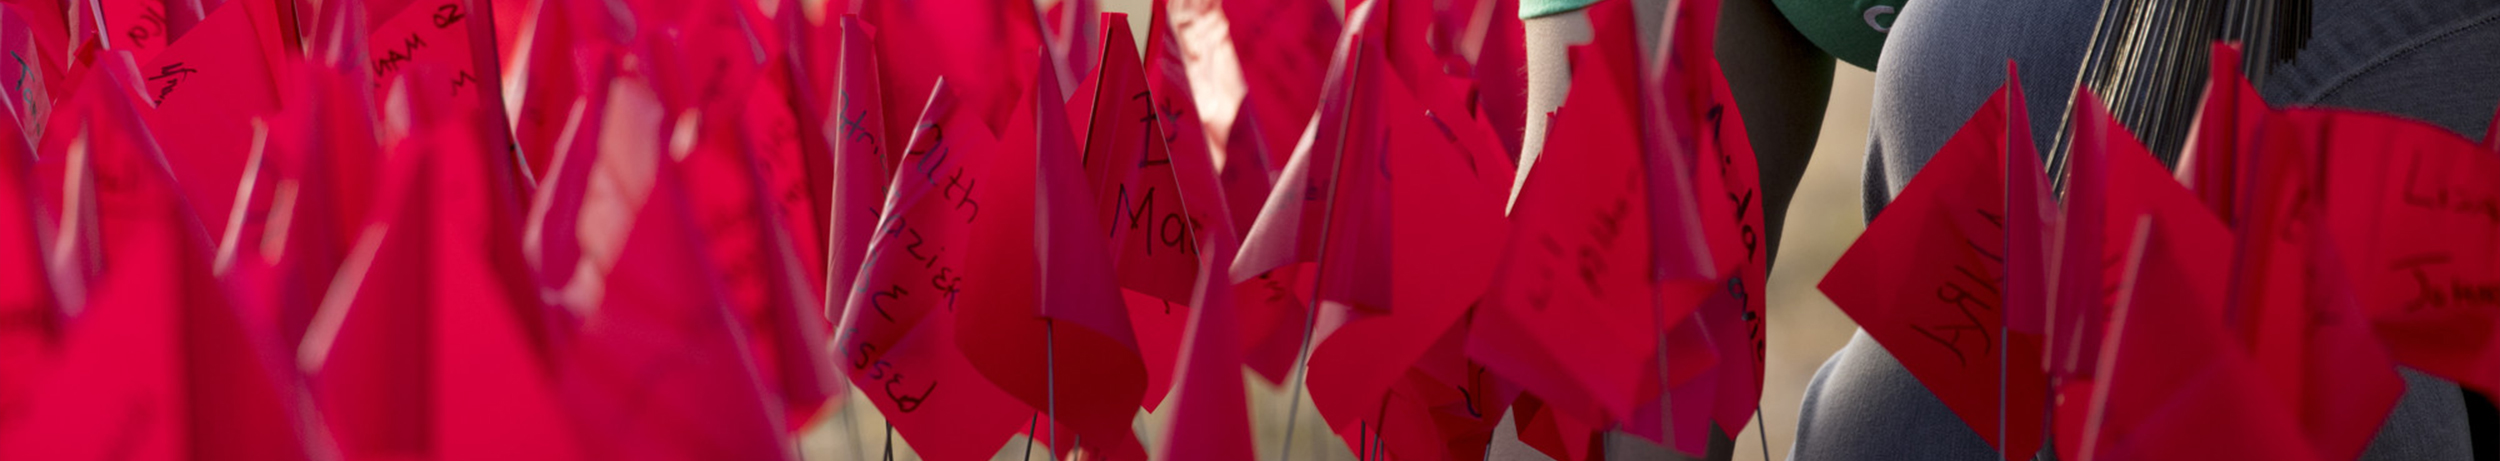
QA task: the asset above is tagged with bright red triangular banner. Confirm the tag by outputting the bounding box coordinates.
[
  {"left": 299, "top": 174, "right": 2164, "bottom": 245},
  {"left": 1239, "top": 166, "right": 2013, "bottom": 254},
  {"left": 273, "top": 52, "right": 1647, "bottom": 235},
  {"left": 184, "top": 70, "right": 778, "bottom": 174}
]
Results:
[
  {"left": 304, "top": 78, "right": 581, "bottom": 461},
  {"left": 830, "top": 81, "right": 1031, "bottom": 461},
  {"left": 1818, "top": 76, "right": 2046, "bottom": 460},
  {"left": 134, "top": 1, "right": 280, "bottom": 241},
  {"left": 955, "top": 53, "right": 1149, "bottom": 460},
  {"left": 0, "top": 62, "right": 312, "bottom": 461}
]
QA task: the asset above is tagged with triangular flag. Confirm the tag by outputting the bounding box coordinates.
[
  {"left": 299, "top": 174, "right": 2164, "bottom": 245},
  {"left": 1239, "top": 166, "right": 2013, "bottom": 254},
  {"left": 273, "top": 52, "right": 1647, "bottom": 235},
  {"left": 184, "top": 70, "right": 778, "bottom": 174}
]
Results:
[
  {"left": 550, "top": 73, "right": 791, "bottom": 461},
  {"left": 2231, "top": 108, "right": 2404, "bottom": 461},
  {"left": 825, "top": 14, "right": 888, "bottom": 323},
  {"left": 1307, "top": 31, "right": 1505, "bottom": 459},
  {"left": 0, "top": 61, "right": 312, "bottom": 461},
  {"left": 2178, "top": 43, "right": 2269, "bottom": 226},
  {"left": 830, "top": 81, "right": 1031, "bottom": 461},
  {"left": 1471, "top": 0, "right": 1695, "bottom": 427},
  {"left": 1818, "top": 76, "right": 2047, "bottom": 460},
  {"left": 675, "top": 71, "right": 838, "bottom": 431},
  {"left": 135, "top": 2, "right": 281, "bottom": 241},
  {"left": 1153, "top": 246, "right": 1255, "bottom": 461},
  {"left": 365, "top": 0, "right": 516, "bottom": 170},
  {"left": 955, "top": 53, "right": 1148, "bottom": 460},
  {"left": 214, "top": 77, "right": 346, "bottom": 353},
  {"left": 2290, "top": 108, "right": 2500, "bottom": 396},
  {"left": 0, "top": 89, "right": 58, "bottom": 430},
  {"left": 1223, "top": 0, "right": 1339, "bottom": 176},
  {"left": 2069, "top": 214, "right": 2316, "bottom": 461},
  {"left": 302, "top": 75, "right": 580, "bottom": 461}
]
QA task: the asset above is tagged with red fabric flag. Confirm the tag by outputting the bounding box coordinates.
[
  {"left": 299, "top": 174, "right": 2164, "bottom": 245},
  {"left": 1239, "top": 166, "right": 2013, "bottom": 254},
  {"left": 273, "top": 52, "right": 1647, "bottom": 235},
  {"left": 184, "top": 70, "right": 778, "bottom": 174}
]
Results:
[
  {"left": 677, "top": 74, "right": 838, "bottom": 431},
  {"left": 302, "top": 78, "right": 581, "bottom": 461},
  {"left": 866, "top": 0, "right": 1042, "bottom": 136},
  {"left": 0, "top": 62, "right": 312, "bottom": 461},
  {"left": 2052, "top": 90, "right": 2249, "bottom": 380},
  {"left": 366, "top": 0, "right": 515, "bottom": 165},
  {"left": 2048, "top": 90, "right": 2115, "bottom": 377},
  {"left": 825, "top": 14, "right": 887, "bottom": 323},
  {"left": 2291, "top": 108, "right": 2500, "bottom": 396},
  {"left": 752, "top": 0, "right": 836, "bottom": 304},
  {"left": 549, "top": 75, "right": 792, "bottom": 460},
  {"left": 1065, "top": 15, "right": 1184, "bottom": 409},
  {"left": 2002, "top": 63, "right": 2051, "bottom": 340},
  {"left": 956, "top": 54, "right": 1149, "bottom": 460},
  {"left": 1818, "top": 77, "right": 2047, "bottom": 460},
  {"left": 133, "top": 1, "right": 280, "bottom": 241},
  {"left": 2229, "top": 109, "right": 2404, "bottom": 461},
  {"left": 830, "top": 82, "right": 1031, "bottom": 461},
  {"left": 0, "top": 4, "right": 61, "bottom": 141},
  {"left": 1230, "top": 9, "right": 1391, "bottom": 318},
  {"left": 1223, "top": 0, "right": 1339, "bottom": 175},
  {"left": 0, "top": 91, "right": 57, "bottom": 430},
  {"left": 1470, "top": 0, "right": 1697, "bottom": 427},
  {"left": 1685, "top": 61, "right": 1771, "bottom": 440},
  {"left": 215, "top": 71, "right": 349, "bottom": 354},
  {"left": 1154, "top": 249, "right": 1256, "bottom": 461},
  {"left": 2178, "top": 43, "right": 2268, "bottom": 226},
  {"left": 2067, "top": 214, "right": 2316, "bottom": 461},
  {"left": 1306, "top": 48, "right": 1506, "bottom": 461},
  {"left": 1474, "top": 0, "right": 1526, "bottom": 158}
]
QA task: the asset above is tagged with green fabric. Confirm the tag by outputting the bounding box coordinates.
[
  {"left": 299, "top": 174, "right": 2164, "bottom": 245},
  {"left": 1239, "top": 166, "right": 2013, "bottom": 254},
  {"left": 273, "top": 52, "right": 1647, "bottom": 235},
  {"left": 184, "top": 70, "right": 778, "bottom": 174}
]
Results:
[
  {"left": 1519, "top": 0, "right": 1604, "bottom": 19},
  {"left": 1771, "top": 0, "right": 1902, "bottom": 70}
]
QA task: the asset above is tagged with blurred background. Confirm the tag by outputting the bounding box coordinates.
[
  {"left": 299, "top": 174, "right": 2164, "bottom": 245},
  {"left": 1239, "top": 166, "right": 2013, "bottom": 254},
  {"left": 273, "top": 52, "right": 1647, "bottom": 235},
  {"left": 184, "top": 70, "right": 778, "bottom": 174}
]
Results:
[{"left": 799, "top": 3, "right": 1878, "bottom": 460}]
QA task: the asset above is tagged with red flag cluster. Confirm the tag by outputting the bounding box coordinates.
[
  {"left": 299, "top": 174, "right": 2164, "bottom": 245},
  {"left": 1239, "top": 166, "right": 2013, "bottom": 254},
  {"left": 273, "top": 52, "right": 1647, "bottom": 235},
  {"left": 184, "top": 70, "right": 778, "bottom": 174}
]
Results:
[
  {"left": 15, "top": 0, "right": 2490, "bottom": 459},
  {"left": 1819, "top": 43, "right": 2500, "bottom": 461}
]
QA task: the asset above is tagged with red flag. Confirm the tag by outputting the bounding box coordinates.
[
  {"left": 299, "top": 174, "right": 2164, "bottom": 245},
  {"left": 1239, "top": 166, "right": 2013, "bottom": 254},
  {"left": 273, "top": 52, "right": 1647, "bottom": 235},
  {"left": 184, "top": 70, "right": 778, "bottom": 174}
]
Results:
[
  {"left": 302, "top": 78, "right": 581, "bottom": 461},
  {"left": 134, "top": 1, "right": 280, "bottom": 241},
  {"left": 955, "top": 54, "right": 1149, "bottom": 460},
  {"left": 1306, "top": 41, "right": 1506, "bottom": 460},
  {"left": 2294, "top": 108, "right": 2500, "bottom": 396},
  {"left": 831, "top": 82, "right": 1031, "bottom": 461},
  {"left": 2178, "top": 43, "right": 2269, "bottom": 225},
  {"left": 866, "top": 0, "right": 1043, "bottom": 135},
  {"left": 1471, "top": 0, "right": 1696, "bottom": 427},
  {"left": 825, "top": 14, "right": 887, "bottom": 323},
  {"left": 0, "top": 88, "right": 57, "bottom": 429},
  {"left": 1230, "top": 8, "right": 1391, "bottom": 317},
  {"left": 1818, "top": 77, "right": 2047, "bottom": 460},
  {"left": 2068, "top": 214, "right": 2315, "bottom": 461},
  {"left": 2047, "top": 90, "right": 2115, "bottom": 377},
  {"left": 2003, "top": 63, "right": 2051, "bottom": 340},
  {"left": 1679, "top": 5, "right": 1771, "bottom": 440},
  {"left": 215, "top": 71, "right": 348, "bottom": 353},
  {"left": 0, "top": 5, "right": 61, "bottom": 141},
  {"left": 366, "top": 0, "right": 515, "bottom": 166},
  {"left": 550, "top": 76, "right": 792, "bottom": 460},
  {"left": 0, "top": 61, "right": 312, "bottom": 461},
  {"left": 1154, "top": 249, "right": 1256, "bottom": 461},
  {"left": 676, "top": 75, "right": 838, "bottom": 431},
  {"left": 2231, "top": 109, "right": 2404, "bottom": 461},
  {"left": 1224, "top": 0, "right": 1338, "bottom": 175}
]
